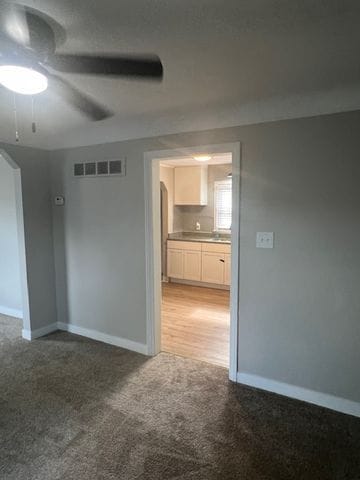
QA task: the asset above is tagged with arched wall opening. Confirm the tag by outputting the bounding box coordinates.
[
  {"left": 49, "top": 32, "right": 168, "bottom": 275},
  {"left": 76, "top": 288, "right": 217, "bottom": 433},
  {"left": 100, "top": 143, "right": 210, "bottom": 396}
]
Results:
[{"left": 0, "top": 149, "right": 31, "bottom": 334}]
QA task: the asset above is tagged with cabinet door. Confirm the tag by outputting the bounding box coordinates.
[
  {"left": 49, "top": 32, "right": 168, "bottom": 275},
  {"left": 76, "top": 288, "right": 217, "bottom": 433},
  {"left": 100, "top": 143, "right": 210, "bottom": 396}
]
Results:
[
  {"left": 224, "top": 253, "right": 231, "bottom": 286},
  {"left": 167, "top": 249, "right": 184, "bottom": 279},
  {"left": 183, "top": 251, "right": 201, "bottom": 281},
  {"left": 174, "top": 166, "right": 208, "bottom": 205},
  {"left": 201, "top": 252, "right": 225, "bottom": 284}
]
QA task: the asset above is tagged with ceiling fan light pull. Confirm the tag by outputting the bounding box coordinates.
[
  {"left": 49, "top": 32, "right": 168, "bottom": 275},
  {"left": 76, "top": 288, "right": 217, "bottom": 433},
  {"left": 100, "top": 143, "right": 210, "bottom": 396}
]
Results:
[
  {"left": 31, "top": 96, "right": 36, "bottom": 133},
  {"left": 13, "top": 93, "right": 20, "bottom": 142}
]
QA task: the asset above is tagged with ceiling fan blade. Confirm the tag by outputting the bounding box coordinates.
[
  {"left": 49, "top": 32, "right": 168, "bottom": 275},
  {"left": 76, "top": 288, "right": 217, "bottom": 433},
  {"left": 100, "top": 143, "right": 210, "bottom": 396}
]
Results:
[
  {"left": 48, "top": 74, "right": 113, "bottom": 121},
  {"left": 0, "top": 1, "right": 30, "bottom": 47},
  {"left": 47, "top": 54, "right": 163, "bottom": 79}
]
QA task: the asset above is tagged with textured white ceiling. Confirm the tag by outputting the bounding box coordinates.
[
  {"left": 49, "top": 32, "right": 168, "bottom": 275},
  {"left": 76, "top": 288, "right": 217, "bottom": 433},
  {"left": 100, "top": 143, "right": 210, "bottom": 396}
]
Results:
[{"left": 1, "top": 0, "right": 360, "bottom": 149}]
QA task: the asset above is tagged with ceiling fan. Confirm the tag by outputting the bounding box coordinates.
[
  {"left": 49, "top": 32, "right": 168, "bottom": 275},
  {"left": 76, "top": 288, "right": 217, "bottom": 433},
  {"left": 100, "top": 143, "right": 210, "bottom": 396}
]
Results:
[{"left": 0, "top": 3, "right": 163, "bottom": 121}]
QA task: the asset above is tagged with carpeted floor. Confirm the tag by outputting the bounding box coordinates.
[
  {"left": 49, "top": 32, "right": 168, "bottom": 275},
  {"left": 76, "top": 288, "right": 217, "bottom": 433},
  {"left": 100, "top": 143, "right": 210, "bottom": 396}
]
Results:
[{"left": 0, "top": 315, "right": 359, "bottom": 480}]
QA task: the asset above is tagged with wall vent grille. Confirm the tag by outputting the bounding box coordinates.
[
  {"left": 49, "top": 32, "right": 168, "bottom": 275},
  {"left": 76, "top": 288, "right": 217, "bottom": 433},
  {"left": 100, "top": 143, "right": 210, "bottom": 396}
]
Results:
[
  {"left": 85, "top": 162, "right": 96, "bottom": 176},
  {"left": 74, "top": 163, "right": 84, "bottom": 177},
  {"left": 73, "top": 159, "right": 126, "bottom": 178},
  {"left": 97, "top": 161, "right": 109, "bottom": 175},
  {"left": 109, "top": 160, "right": 122, "bottom": 175}
]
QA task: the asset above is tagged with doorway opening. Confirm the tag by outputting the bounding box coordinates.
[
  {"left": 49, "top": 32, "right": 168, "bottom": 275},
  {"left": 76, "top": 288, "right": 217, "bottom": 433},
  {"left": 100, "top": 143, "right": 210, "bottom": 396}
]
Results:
[
  {"left": 0, "top": 150, "right": 31, "bottom": 337},
  {"left": 145, "top": 143, "right": 240, "bottom": 380},
  {"left": 160, "top": 155, "right": 232, "bottom": 367}
]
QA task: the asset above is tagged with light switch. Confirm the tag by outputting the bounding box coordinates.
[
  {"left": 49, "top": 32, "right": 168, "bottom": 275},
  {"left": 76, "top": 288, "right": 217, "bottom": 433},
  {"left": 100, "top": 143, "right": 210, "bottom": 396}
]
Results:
[
  {"left": 54, "top": 196, "right": 65, "bottom": 206},
  {"left": 256, "top": 232, "right": 274, "bottom": 248}
]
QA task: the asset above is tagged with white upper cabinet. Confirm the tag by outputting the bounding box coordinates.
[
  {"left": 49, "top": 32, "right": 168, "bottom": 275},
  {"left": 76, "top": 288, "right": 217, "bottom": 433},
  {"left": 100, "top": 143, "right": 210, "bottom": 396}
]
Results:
[{"left": 174, "top": 166, "right": 208, "bottom": 205}]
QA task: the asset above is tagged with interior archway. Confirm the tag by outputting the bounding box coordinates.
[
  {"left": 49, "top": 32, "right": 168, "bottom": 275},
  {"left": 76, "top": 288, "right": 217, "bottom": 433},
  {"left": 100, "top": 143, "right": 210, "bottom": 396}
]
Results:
[{"left": 0, "top": 149, "right": 31, "bottom": 335}]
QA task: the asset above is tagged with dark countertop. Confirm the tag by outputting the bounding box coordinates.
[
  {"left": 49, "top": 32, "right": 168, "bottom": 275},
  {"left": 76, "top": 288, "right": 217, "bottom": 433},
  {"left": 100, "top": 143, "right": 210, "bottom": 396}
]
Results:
[{"left": 168, "top": 232, "right": 231, "bottom": 245}]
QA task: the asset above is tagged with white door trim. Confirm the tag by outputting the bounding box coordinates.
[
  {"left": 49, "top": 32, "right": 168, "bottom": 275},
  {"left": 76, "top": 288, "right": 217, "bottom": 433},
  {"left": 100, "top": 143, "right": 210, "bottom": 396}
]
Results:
[
  {"left": 0, "top": 149, "right": 31, "bottom": 335},
  {"left": 144, "top": 142, "right": 241, "bottom": 381}
]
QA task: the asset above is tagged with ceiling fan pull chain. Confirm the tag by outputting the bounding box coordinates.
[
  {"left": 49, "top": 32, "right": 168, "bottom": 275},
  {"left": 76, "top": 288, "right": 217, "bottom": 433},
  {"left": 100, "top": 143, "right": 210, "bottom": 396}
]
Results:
[
  {"left": 31, "top": 96, "right": 37, "bottom": 133},
  {"left": 13, "top": 93, "right": 19, "bottom": 143}
]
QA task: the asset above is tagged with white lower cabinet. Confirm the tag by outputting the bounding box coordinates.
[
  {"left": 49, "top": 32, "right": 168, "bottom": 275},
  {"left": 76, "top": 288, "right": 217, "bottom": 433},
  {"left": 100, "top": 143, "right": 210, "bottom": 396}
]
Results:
[
  {"left": 183, "top": 251, "right": 202, "bottom": 281},
  {"left": 167, "top": 249, "right": 184, "bottom": 278},
  {"left": 167, "top": 239, "right": 231, "bottom": 286},
  {"left": 224, "top": 253, "right": 231, "bottom": 286},
  {"left": 201, "top": 252, "right": 225, "bottom": 284}
]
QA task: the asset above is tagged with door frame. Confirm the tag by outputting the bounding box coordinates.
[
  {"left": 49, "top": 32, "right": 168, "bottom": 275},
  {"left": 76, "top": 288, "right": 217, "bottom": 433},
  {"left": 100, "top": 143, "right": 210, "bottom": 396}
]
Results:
[
  {"left": 160, "top": 181, "right": 169, "bottom": 281},
  {"left": 144, "top": 142, "right": 241, "bottom": 381},
  {"left": 0, "top": 149, "right": 31, "bottom": 334}
]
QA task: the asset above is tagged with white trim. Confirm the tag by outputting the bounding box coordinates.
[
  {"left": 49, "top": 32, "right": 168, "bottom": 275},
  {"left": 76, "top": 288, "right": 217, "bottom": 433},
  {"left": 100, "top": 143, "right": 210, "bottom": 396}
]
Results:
[
  {"left": 229, "top": 145, "right": 241, "bottom": 381},
  {"left": 0, "top": 150, "right": 31, "bottom": 333},
  {"left": 22, "top": 322, "right": 58, "bottom": 340},
  {"left": 159, "top": 163, "right": 174, "bottom": 169},
  {"left": 237, "top": 372, "right": 360, "bottom": 418},
  {"left": 144, "top": 142, "right": 241, "bottom": 380},
  {"left": 144, "top": 158, "right": 160, "bottom": 356},
  {"left": 57, "top": 322, "right": 147, "bottom": 355},
  {"left": 0, "top": 306, "right": 23, "bottom": 319},
  {"left": 21, "top": 320, "right": 147, "bottom": 355}
]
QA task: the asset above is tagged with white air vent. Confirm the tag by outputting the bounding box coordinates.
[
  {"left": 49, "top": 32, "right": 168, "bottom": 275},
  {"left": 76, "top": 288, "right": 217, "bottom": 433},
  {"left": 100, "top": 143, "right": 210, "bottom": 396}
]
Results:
[
  {"left": 73, "top": 159, "right": 126, "bottom": 178},
  {"left": 85, "top": 162, "right": 96, "bottom": 176},
  {"left": 97, "top": 161, "right": 109, "bottom": 175},
  {"left": 74, "top": 163, "right": 84, "bottom": 176},
  {"left": 109, "top": 160, "right": 123, "bottom": 175}
]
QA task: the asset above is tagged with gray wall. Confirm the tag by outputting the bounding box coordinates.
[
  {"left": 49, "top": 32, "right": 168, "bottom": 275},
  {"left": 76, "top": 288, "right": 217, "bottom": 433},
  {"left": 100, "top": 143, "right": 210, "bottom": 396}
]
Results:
[
  {"left": 51, "top": 110, "right": 360, "bottom": 403},
  {"left": 50, "top": 147, "right": 147, "bottom": 342},
  {"left": 0, "top": 143, "right": 57, "bottom": 331},
  {"left": 0, "top": 156, "right": 22, "bottom": 314},
  {"left": 174, "top": 164, "right": 232, "bottom": 232}
]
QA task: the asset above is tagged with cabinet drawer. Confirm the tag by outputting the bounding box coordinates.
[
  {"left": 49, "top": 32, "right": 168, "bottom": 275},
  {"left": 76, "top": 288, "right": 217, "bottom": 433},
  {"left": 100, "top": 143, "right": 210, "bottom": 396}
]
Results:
[
  {"left": 201, "top": 242, "right": 231, "bottom": 254},
  {"left": 167, "top": 240, "right": 202, "bottom": 251}
]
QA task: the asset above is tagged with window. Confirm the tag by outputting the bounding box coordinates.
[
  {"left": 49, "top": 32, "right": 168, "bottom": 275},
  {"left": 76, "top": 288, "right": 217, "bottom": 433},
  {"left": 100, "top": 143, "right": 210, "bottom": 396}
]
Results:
[{"left": 214, "top": 179, "right": 232, "bottom": 231}]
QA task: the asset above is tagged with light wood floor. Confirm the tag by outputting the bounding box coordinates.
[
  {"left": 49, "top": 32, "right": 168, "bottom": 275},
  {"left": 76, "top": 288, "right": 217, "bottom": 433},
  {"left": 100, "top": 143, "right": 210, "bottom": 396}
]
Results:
[{"left": 161, "top": 282, "right": 230, "bottom": 367}]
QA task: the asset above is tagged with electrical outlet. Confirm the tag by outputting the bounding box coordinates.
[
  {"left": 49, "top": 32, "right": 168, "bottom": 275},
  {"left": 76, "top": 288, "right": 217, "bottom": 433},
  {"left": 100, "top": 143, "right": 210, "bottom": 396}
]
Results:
[{"left": 256, "top": 232, "right": 274, "bottom": 248}]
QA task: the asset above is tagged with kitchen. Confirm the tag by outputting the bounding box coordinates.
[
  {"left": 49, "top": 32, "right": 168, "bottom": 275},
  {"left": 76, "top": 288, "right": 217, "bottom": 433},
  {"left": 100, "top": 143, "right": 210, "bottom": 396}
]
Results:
[{"left": 159, "top": 153, "right": 232, "bottom": 367}]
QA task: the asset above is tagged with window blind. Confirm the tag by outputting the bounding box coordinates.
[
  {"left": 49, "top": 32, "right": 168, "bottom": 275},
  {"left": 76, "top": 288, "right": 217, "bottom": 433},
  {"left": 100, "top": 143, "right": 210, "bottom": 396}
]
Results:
[{"left": 214, "top": 180, "right": 232, "bottom": 231}]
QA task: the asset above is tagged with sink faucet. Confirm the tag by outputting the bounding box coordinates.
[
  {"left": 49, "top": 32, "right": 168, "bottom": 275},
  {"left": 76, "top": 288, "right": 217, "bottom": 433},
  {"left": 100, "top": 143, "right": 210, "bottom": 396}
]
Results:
[{"left": 212, "top": 231, "right": 220, "bottom": 239}]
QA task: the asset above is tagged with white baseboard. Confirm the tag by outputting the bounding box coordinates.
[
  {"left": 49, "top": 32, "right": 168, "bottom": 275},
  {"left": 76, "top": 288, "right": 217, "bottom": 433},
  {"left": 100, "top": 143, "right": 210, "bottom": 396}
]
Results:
[
  {"left": 22, "top": 321, "right": 147, "bottom": 356},
  {"left": 22, "top": 322, "right": 58, "bottom": 341},
  {"left": 0, "top": 305, "right": 23, "bottom": 319},
  {"left": 237, "top": 372, "right": 360, "bottom": 418},
  {"left": 57, "top": 322, "right": 147, "bottom": 355}
]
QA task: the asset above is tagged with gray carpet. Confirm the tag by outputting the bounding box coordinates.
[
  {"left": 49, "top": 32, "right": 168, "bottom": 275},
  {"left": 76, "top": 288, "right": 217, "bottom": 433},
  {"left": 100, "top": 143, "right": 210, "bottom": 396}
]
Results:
[{"left": 0, "top": 315, "right": 359, "bottom": 480}]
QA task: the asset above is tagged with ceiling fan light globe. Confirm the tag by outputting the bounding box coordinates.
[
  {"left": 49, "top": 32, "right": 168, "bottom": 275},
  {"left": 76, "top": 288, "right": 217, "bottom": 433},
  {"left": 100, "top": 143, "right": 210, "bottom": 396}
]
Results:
[
  {"left": 193, "top": 155, "right": 212, "bottom": 162},
  {"left": 0, "top": 65, "right": 48, "bottom": 95}
]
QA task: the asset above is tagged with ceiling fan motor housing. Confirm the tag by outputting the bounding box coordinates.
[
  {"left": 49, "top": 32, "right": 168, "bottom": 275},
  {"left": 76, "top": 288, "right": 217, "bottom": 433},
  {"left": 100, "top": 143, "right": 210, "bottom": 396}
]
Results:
[{"left": 0, "top": 6, "right": 163, "bottom": 121}]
